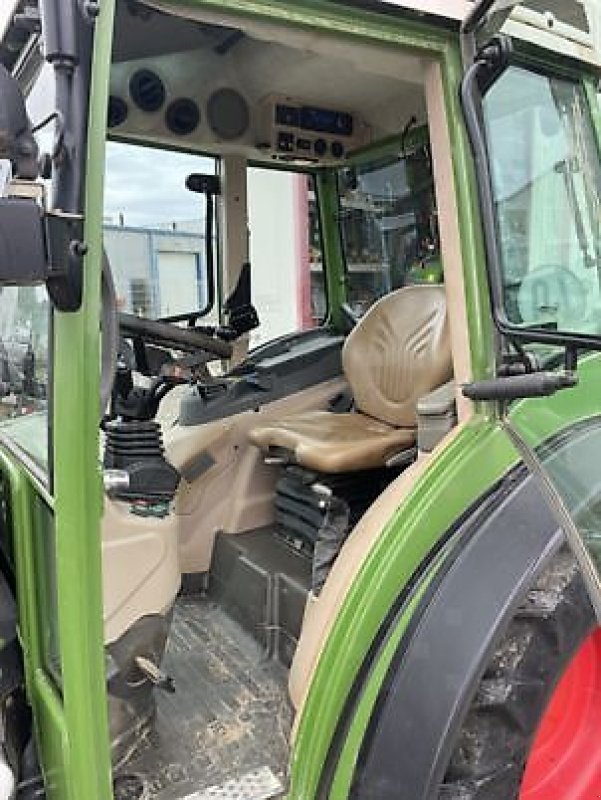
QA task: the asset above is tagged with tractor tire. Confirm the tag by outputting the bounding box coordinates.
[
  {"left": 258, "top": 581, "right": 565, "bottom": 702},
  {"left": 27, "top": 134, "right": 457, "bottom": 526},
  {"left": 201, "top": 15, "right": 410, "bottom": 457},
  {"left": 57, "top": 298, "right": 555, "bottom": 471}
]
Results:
[{"left": 439, "top": 547, "right": 600, "bottom": 800}]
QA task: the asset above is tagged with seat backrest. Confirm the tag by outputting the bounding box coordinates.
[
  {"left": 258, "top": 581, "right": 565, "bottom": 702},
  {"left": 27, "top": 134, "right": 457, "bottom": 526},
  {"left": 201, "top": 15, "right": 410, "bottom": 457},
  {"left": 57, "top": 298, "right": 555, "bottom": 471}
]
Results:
[{"left": 342, "top": 285, "right": 452, "bottom": 428}]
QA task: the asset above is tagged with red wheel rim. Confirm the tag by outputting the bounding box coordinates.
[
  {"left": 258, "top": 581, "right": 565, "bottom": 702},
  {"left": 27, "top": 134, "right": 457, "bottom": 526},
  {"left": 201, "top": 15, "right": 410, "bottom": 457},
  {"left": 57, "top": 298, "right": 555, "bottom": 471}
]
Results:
[{"left": 520, "top": 628, "right": 601, "bottom": 799}]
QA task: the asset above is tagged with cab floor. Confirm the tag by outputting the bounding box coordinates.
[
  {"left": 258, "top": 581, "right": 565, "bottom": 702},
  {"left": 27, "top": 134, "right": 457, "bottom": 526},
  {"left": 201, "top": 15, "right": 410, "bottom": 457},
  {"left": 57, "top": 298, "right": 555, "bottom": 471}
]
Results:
[{"left": 114, "top": 596, "right": 293, "bottom": 800}]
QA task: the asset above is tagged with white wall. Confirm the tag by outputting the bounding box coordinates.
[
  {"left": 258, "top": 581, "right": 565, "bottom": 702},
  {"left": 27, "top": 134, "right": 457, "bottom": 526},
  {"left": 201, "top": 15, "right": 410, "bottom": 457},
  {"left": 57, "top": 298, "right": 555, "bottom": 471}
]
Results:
[{"left": 247, "top": 168, "right": 303, "bottom": 347}]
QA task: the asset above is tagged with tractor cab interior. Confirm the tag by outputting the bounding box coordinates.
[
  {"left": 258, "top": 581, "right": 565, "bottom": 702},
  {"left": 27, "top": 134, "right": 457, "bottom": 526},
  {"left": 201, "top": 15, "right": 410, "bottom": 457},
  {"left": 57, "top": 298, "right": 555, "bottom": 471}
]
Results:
[{"left": 98, "top": 2, "right": 467, "bottom": 794}]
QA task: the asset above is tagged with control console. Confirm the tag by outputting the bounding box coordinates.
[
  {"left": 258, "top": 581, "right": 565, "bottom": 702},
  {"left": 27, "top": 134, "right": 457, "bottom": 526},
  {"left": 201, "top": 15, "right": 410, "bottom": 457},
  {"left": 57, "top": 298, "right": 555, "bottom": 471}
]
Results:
[{"left": 258, "top": 95, "right": 370, "bottom": 163}]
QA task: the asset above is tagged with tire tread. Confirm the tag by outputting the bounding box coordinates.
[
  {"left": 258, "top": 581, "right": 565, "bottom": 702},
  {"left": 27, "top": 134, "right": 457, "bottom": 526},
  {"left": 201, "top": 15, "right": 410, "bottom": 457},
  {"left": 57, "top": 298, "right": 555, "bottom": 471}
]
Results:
[{"left": 439, "top": 548, "right": 595, "bottom": 799}]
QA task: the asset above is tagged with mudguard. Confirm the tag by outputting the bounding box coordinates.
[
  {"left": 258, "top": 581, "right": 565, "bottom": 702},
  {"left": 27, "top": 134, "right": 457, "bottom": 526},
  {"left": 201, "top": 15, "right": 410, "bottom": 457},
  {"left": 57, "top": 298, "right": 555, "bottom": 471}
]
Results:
[{"left": 351, "top": 470, "right": 565, "bottom": 800}]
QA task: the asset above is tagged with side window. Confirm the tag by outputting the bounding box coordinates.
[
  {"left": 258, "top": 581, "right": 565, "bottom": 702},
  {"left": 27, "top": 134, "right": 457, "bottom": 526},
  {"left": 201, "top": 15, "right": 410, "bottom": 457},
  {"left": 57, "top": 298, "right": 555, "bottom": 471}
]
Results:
[
  {"left": 483, "top": 67, "right": 601, "bottom": 334},
  {"left": 336, "top": 145, "right": 438, "bottom": 316},
  {"left": 247, "top": 167, "right": 324, "bottom": 347},
  {"left": 0, "top": 63, "right": 53, "bottom": 471},
  {"left": 103, "top": 141, "right": 217, "bottom": 321}
]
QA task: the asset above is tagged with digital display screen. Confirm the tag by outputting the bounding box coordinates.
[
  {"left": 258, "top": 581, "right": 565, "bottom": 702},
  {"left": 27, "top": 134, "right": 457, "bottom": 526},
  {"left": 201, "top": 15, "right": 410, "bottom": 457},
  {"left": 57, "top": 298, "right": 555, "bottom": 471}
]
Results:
[
  {"left": 300, "top": 107, "right": 353, "bottom": 137},
  {"left": 274, "top": 103, "right": 354, "bottom": 137},
  {"left": 275, "top": 105, "right": 300, "bottom": 127}
]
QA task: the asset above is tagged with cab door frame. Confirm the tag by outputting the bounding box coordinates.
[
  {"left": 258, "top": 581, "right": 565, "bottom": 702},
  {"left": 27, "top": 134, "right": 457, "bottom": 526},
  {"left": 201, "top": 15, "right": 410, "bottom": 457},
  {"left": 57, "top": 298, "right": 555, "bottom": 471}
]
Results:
[
  {"left": 0, "top": 0, "right": 117, "bottom": 797},
  {"left": 459, "top": 2, "right": 601, "bottom": 616}
]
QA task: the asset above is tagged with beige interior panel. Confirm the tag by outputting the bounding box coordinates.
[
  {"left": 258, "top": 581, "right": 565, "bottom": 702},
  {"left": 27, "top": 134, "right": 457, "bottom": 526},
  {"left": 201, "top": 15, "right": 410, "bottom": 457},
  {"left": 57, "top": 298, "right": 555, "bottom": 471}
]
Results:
[
  {"left": 288, "top": 424, "right": 465, "bottom": 716},
  {"left": 163, "top": 376, "right": 347, "bottom": 574},
  {"left": 424, "top": 62, "right": 474, "bottom": 422},
  {"left": 102, "top": 498, "right": 181, "bottom": 644}
]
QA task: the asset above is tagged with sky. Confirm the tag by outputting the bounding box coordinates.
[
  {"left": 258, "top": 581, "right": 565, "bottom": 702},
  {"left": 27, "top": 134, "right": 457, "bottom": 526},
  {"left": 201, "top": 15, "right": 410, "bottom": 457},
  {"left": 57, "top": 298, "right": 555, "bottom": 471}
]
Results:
[{"left": 104, "top": 141, "right": 215, "bottom": 229}]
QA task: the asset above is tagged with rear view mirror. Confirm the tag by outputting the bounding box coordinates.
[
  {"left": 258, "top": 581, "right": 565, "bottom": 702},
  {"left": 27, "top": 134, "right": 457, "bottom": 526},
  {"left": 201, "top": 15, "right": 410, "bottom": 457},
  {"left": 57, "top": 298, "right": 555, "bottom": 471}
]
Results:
[
  {"left": 0, "top": 64, "right": 46, "bottom": 286},
  {"left": 0, "top": 199, "right": 47, "bottom": 285}
]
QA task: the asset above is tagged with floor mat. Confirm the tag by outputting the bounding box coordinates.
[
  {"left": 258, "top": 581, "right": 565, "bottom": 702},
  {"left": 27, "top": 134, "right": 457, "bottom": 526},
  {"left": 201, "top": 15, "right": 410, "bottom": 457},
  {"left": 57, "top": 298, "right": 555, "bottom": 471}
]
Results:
[{"left": 115, "top": 597, "right": 293, "bottom": 800}]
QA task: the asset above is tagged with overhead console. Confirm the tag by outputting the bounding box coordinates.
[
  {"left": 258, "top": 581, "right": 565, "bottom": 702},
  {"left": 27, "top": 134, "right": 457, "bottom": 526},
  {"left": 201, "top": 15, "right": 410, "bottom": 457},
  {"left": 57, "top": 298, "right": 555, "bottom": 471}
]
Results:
[
  {"left": 105, "top": 10, "right": 423, "bottom": 164},
  {"left": 257, "top": 95, "right": 370, "bottom": 163},
  {"left": 108, "top": 64, "right": 372, "bottom": 164}
]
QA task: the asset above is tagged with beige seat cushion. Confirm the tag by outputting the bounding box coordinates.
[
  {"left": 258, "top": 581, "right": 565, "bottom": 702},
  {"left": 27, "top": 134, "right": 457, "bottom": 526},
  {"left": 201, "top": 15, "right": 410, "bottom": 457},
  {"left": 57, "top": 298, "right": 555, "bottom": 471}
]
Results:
[
  {"left": 248, "top": 410, "right": 415, "bottom": 473},
  {"left": 343, "top": 285, "right": 451, "bottom": 427},
  {"left": 249, "top": 286, "right": 451, "bottom": 473}
]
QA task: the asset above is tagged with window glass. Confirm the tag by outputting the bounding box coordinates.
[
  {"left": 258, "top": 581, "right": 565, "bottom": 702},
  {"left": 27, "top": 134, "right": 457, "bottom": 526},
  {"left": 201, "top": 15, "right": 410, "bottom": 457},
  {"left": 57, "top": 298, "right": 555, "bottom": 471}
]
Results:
[
  {"left": 103, "top": 142, "right": 216, "bottom": 320},
  {"left": 247, "top": 168, "right": 323, "bottom": 347},
  {"left": 483, "top": 67, "right": 601, "bottom": 335},
  {"left": 336, "top": 146, "right": 439, "bottom": 317},
  {"left": 0, "top": 62, "right": 53, "bottom": 470}
]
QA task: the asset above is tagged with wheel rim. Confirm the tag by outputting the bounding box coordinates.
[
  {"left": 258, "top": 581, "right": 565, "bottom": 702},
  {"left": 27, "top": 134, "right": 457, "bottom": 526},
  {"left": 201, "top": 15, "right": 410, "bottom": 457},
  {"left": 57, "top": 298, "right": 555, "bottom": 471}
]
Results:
[{"left": 520, "top": 628, "right": 601, "bottom": 799}]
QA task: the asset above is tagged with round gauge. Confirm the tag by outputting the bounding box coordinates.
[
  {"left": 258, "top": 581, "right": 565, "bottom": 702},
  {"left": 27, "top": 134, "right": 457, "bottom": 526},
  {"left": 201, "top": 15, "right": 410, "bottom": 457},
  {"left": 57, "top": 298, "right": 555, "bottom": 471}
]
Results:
[
  {"left": 107, "top": 96, "right": 128, "bottom": 128},
  {"left": 129, "top": 69, "right": 166, "bottom": 113},
  {"left": 165, "top": 98, "right": 200, "bottom": 136},
  {"left": 207, "top": 88, "right": 250, "bottom": 141}
]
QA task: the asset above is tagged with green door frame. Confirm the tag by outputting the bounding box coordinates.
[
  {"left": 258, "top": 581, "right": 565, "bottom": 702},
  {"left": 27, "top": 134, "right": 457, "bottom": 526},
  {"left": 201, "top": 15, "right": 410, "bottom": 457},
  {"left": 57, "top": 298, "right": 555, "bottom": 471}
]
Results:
[{"left": 27, "top": 0, "right": 117, "bottom": 797}]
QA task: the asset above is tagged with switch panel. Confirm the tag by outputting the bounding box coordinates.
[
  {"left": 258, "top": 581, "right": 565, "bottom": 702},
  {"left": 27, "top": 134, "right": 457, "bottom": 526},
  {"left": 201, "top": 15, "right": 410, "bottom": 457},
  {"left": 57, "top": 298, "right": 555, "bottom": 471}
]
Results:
[{"left": 258, "top": 95, "right": 370, "bottom": 163}]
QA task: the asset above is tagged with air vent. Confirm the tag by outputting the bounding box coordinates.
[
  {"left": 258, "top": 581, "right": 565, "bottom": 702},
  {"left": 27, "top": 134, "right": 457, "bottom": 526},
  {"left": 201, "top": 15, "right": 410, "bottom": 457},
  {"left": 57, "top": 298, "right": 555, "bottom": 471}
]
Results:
[
  {"left": 165, "top": 98, "right": 200, "bottom": 136},
  {"left": 107, "top": 96, "right": 128, "bottom": 129},
  {"left": 129, "top": 69, "right": 165, "bottom": 113},
  {"left": 207, "top": 88, "right": 249, "bottom": 141}
]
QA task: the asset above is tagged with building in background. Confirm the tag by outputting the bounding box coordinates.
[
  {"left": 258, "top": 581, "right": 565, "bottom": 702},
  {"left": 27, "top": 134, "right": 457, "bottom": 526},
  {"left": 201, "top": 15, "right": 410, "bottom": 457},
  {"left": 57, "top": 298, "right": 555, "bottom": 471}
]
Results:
[{"left": 103, "top": 223, "right": 210, "bottom": 320}]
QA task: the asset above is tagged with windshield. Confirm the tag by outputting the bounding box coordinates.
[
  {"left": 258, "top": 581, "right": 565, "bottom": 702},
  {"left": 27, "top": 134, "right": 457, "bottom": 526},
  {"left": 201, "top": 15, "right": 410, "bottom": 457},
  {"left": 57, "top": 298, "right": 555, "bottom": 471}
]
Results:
[
  {"left": 103, "top": 141, "right": 216, "bottom": 320},
  {"left": 337, "top": 144, "right": 439, "bottom": 316},
  {"left": 483, "top": 67, "right": 601, "bottom": 337}
]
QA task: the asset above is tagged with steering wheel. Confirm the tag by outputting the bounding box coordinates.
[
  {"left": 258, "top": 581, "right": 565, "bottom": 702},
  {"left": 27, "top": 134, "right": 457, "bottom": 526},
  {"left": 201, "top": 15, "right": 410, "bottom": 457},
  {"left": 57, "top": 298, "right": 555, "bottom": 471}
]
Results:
[
  {"left": 118, "top": 312, "right": 233, "bottom": 361},
  {"left": 517, "top": 265, "right": 587, "bottom": 328}
]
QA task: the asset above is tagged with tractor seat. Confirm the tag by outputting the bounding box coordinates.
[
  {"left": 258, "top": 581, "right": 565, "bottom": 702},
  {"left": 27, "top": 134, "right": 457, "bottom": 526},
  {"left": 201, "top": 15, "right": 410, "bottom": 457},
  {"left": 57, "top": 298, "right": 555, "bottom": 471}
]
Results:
[{"left": 249, "top": 285, "right": 452, "bottom": 474}]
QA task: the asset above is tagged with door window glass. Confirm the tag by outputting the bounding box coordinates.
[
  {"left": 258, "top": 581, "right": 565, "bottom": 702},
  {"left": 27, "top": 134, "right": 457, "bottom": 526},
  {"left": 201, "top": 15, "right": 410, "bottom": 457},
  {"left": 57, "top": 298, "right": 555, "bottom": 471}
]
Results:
[
  {"left": 483, "top": 67, "right": 601, "bottom": 336},
  {"left": 103, "top": 142, "right": 216, "bottom": 320}
]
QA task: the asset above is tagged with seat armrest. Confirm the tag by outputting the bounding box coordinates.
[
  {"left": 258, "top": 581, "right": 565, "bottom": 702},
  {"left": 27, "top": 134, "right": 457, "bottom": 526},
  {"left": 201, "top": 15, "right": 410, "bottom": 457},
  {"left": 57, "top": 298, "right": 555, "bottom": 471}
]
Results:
[{"left": 417, "top": 381, "right": 457, "bottom": 453}]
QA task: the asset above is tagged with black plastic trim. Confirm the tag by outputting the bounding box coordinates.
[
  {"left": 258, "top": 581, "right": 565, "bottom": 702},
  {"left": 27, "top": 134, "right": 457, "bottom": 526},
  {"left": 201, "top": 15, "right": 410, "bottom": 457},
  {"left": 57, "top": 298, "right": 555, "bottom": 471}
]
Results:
[
  {"left": 178, "top": 329, "right": 343, "bottom": 426},
  {"left": 353, "top": 471, "right": 564, "bottom": 800}
]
